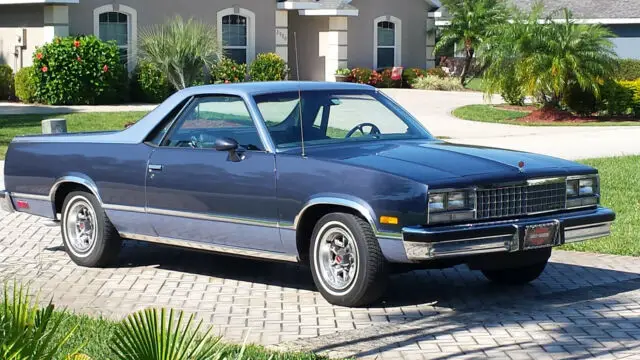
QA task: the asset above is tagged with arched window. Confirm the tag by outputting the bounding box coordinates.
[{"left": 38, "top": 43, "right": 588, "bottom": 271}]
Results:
[
  {"left": 374, "top": 16, "right": 401, "bottom": 69},
  {"left": 217, "top": 8, "right": 256, "bottom": 64},
  {"left": 93, "top": 4, "right": 137, "bottom": 71}
]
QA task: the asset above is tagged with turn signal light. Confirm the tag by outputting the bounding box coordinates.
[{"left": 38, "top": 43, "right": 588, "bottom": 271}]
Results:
[
  {"left": 380, "top": 216, "right": 399, "bottom": 225},
  {"left": 15, "top": 200, "right": 29, "bottom": 209}
]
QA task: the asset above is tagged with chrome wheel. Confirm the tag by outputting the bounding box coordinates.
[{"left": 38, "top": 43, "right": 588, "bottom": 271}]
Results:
[
  {"left": 315, "top": 221, "right": 359, "bottom": 293},
  {"left": 64, "top": 196, "right": 97, "bottom": 256}
]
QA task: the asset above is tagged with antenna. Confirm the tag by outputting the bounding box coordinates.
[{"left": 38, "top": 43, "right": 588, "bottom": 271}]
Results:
[{"left": 293, "top": 31, "right": 305, "bottom": 158}]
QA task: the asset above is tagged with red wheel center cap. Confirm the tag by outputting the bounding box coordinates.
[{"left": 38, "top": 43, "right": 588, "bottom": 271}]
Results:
[
  {"left": 79, "top": 223, "right": 85, "bottom": 230},
  {"left": 335, "top": 255, "right": 343, "bottom": 263}
]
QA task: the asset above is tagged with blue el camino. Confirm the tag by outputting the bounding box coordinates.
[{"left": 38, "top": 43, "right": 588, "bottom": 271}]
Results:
[{"left": 0, "top": 82, "right": 615, "bottom": 306}]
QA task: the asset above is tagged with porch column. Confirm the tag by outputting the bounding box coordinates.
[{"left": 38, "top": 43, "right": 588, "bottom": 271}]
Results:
[
  {"left": 325, "top": 17, "right": 348, "bottom": 82},
  {"left": 426, "top": 17, "right": 436, "bottom": 68},
  {"left": 44, "top": 5, "right": 69, "bottom": 42},
  {"left": 275, "top": 10, "right": 289, "bottom": 64}
]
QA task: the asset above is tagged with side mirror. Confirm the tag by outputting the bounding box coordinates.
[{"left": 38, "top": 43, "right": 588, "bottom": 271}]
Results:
[{"left": 215, "top": 137, "right": 239, "bottom": 152}]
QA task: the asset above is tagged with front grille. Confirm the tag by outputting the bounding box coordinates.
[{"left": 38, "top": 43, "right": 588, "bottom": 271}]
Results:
[{"left": 476, "top": 182, "right": 566, "bottom": 220}]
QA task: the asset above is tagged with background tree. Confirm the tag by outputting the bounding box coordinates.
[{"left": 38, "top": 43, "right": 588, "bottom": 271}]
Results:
[
  {"left": 433, "top": 0, "right": 508, "bottom": 85},
  {"left": 139, "top": 16, "right": 221, "bottom": 90},
  {"left": 481, "top": 3, "right": 618, "bottom": 109}
]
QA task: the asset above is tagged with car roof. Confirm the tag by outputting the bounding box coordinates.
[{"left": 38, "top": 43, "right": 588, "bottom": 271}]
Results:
[{"left": 177, "top": 81, "right": 375, "bottom": 96}]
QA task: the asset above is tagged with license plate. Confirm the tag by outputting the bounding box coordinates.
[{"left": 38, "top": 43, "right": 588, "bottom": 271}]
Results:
[{"left": 524, "top": 222, "right": 559, "bottom": 249}]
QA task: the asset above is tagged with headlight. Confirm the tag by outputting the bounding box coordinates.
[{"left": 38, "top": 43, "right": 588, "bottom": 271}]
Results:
[
  {"left": 428, "top": 193, "right": 445, "bottom": 212},
  {"left": 566, "top": 175, "right": 599, "bottom": 208},
  {"left": 447, "top": 192, "right": 467, "bottom": 210},
  {"left": 428, "top": 190, "right": 474, "bottom": 224}
]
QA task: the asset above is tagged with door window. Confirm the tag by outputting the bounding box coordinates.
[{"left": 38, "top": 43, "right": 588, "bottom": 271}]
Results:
[{"left": 162, "top": 96, "right": 264, "bottom": 151}]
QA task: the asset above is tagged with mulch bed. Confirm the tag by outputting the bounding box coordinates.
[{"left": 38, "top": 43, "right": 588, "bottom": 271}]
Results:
[{"left": 494, "top": 105, "right": 640, "bottom": 124}]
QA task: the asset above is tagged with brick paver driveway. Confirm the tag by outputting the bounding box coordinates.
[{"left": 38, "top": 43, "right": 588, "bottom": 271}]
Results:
[{"left": 1, "top": 210, "right": 639, "bottom": 359}]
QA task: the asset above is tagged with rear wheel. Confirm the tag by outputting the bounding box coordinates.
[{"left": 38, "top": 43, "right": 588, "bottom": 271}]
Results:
[
  {"left": 481, "top": 260, "right": 548, "bottom": 285},
  {"left": 309, "top": 213, "right": 387, "bottom": 307},
  {"left": 61, "top": 191, "right": 122, "bottom": 267}
]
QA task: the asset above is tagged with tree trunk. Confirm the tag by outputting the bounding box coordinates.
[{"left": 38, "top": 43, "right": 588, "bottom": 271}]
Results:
[{"left": 460, "top": 43, "right": 474, "bottom": 86}]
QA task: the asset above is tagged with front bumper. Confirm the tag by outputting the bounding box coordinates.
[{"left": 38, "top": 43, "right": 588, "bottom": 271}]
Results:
[
  {"left": 0, "top": 190, "right": 14, "bottom": 213},
  {"left": 402, "top": 206, "right": 615, "bottom": 261}
]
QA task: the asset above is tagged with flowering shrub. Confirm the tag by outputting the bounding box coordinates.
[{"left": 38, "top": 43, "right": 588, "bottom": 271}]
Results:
[
  {"left": 130, "top": 61, "right": 174, "bottom": 103},
  {"left": 375, "top": 68, "right": 402, "bottom": 88},
  {"left": 426, "top": 67, "right": 448, "bottom": 78},
  {"left": 211, "top": 57, "right": 247, "bottom": 84},
  {"left": 350, "top": 68, "right": 373, "bottom": 84},
  {"left": 402, "top": 68, "right": 426, "bottom": 88},
  {"left": 32, "top": 35, "right": 127, "bottom": 105},
  {"left": 249, "top": 53, "right": 288, "bottom": 81}
]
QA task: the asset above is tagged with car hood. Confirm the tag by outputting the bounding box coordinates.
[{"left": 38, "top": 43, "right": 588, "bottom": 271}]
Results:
[{"left": 303, "top": 140, "right": 594, "bottom": 188}]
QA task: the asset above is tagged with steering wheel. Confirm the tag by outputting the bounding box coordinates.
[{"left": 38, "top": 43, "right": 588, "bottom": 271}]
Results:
[{"left": 345, "top": 123, "right": 382, "bottom": 138}]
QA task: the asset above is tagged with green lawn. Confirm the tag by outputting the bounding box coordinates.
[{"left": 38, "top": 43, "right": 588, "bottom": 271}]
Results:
[
  {"left": 561, "top": 156, "right": 640, "bottom": 257},
  {"left": 0, "top": 112, "right": 148, "bottom": 159},
  {"left": 464, "top": 78, "right": 485, "bottom": 92},
  {"left": 453, "top": 104, "right": 530, "bottom": 122},
  {"left": 453, "top": 104, "right": 640, "bottom": 126}
]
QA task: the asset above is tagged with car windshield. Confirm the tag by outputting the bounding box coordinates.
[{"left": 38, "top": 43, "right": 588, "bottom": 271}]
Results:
[{"left": 253, "top": 90, "right": 433, "bottom": 149}]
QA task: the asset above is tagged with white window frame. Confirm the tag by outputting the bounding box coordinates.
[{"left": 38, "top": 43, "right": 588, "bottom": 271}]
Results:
[
  {"left": 217, "top": 7, "right": 256, "bottom": 64},
  {"left": 373, "top": 15, "right": 402, "bottom": 69},
  {"left": 93, "top": 4, "right": 137, "bottom": 72}
]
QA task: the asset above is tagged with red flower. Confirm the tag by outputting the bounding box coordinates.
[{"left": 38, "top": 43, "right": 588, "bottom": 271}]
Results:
[
  {"left": 36, "top": 53, "right": 43, "bottom": 60},
  {"left": 41, "top": 66, "right": 48, "bottom": 73},
  {"left": 103, "top": 64, "right": 109, "bottom": 73},
  {"left": 224, "top": 79, "right": 230, "bottom": 84},
  {"left": 74, "top": 40, "right": 80, "bottom": 48},
  {"left": 77, "top": 56, "right": 82, "bottom": 62}
]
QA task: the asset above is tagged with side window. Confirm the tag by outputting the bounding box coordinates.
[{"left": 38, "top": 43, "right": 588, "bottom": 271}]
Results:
[{"left": 163, "top": 95, "right": 264, "bottom": 151}]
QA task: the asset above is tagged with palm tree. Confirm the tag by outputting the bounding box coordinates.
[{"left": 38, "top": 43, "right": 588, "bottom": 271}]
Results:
[
  {"left": 481, "top": 4, "right": 618, "bottom": 108},
  {"left": 139, "top": 16, "right": 222, "bottom": 90},
  {"left": 433, "top": 0, "right": 508, "bottom": 85}
]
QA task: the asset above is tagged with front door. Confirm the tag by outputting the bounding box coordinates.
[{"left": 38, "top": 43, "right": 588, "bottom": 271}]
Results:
[{"left": 145, "top": 95, "right": 282, "bottom": 252}]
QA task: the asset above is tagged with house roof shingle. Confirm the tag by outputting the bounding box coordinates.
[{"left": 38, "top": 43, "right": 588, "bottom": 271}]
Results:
[{"left": 511, "top": 0, "right": 640, "bottom": 20}]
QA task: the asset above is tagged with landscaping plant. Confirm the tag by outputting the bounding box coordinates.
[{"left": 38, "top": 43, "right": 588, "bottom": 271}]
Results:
[
  {"left": 0, "top": 282, "right": 82, "bottom": 359},
  {"left": 249, "top": 53, "right": 288, "bottom": 81},
  {"left": 139, "top": 16, "right": 221, "bottom": 90},
  {"left": 0, "top": 64, "right": 14, "bottom": 100},
  {"left": 131, "top": 61, "right": 175, "bottom": 103},
  {"left": 613, "top": 59, "right": 640, "bottom": 81},
  {"left": 350, "top": 67, "right": 374, "bottom": 85},
  {"left": 411, "top": 75, "right": 464, "bottom": 91},
  {"left": 32, "top": 35, "right": 126, "bottom": 105},
  {"left": 111, "top": 308, "right": 229, "bottom": 360},
  {"left": 402, "top": 68, "right": 425, "bottom": 88},
  {"left": 433, "top": 0, "right": 508, "bottom": 85},
  {"left": 482, "top": 4, "right": 617, "bottom": 111},
  {"left": 14, "top": 66, "right": 37, "bottom": 103},
  {"left": 211, "top": 57, "right": 247, "bottom": 84}
]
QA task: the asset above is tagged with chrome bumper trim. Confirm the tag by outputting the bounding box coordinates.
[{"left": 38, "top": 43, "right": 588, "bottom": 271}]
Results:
[
  {"left": 120, "top": 232, "right": 299, "bottom": 263},
  {"left": 0, "top": 191, "right": 14, "bottom": 213},
  {"left": 402, "top": 207, "right": 614, "bottom": 261},
  {"left": 404, "top": 233, "right": 518, "bottom": 260},
  {"left": 564, "top": 222, "right": 612, "bottom": 243}
]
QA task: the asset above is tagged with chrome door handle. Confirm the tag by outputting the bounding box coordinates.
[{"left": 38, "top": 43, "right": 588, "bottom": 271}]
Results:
[{"left": 148, "top": 164, "right": 163, "bottom": 172}]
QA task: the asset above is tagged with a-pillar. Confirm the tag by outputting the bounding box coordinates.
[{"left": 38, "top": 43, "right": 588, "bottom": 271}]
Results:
[
  {"left": 275, "top": 10, "right": 289, "bottom": 65},
  {"left": 325, "top": 17, "right": 348, "bottom": 82},
  {"left": 44, "top": 5, "right": 69, "bottom": 42},
  {"left": 426, "top": 17, "right": 436, "bottom": 68}
]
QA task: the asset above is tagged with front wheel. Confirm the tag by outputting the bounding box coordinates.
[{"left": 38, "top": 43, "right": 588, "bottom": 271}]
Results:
[
  {"left": 61, "top": 191, "right": 122, "bottom": 267},
  {"left": 309, "top": 213, "right": 387, "bottom": 307},
  {"left": 481, "top": 260, "right": 548, "bottom": 285}
]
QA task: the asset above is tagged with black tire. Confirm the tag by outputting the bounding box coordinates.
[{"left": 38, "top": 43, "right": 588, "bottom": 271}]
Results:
[
  {"left": 60, "top": 191, "right": 122, "bottom": 267},
  {"left": 481, "top": 260, "right": 548, "bottom": 285},
  {"left": 309, "top": 212, "right": 387, "bottom": 307}
]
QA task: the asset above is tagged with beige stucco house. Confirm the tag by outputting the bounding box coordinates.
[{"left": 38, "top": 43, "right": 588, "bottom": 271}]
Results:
[{"left": 0, "top": 0, "right": 442, "bottom": 81}]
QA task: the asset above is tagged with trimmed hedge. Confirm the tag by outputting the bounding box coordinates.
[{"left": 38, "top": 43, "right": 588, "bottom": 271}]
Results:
[
  {"left": 0, "top": 64, "right": 14, "bottom": 100},
  {"left": 614, "top": 59, "right": 640, "bottom": 81},
  {"left": 565, "top": 79, "right": 640, "bottom": 116},
  {"left": 32, "top": 35, "right": 127, "bottom": 105},
  {"left": 211, "top": 57, "right": 247, "bottom": 84},
  {"left": 14, "top": 66, "right": 37, "bottom": 103},
  {"left": 249, "top": 53, "right": 287, "bottom": 81},
  {"left": 130, "top": 61, "right": 174, "bottom": 103}
]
